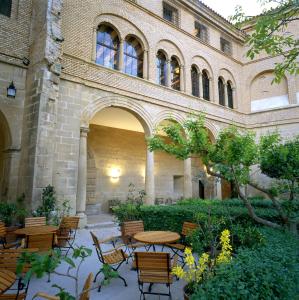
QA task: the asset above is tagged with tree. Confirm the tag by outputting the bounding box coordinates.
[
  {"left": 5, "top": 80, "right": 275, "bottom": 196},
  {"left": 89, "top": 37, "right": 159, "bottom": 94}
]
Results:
[
  {"left": 260, "top": 133, "right": 299, "bottom": 200},
  {"left": 230, "top": 0, "right": 299, "bottom": 83},
  {"left": 148, "top": 115, "right": 299, "bottom": 230}
]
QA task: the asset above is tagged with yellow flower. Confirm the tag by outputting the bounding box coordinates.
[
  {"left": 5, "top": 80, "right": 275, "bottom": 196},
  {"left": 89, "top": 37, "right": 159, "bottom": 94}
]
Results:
[
  {"left": 216, "top": 229, "right": 232, "bottom": 264},
  {"left": 184, "top": 247, "right": 192, "bottom": 255},
  {"left": 172, "top": 266, "right": 185, "bottom": 279}
]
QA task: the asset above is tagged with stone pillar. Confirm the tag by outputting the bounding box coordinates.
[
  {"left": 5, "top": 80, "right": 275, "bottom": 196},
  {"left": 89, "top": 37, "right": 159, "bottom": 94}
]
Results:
[
  {"left": 118, "top": 39, "right": 124, "bottom": 72},
  {"left": 166, "top": 60, "right": 171, "bottom": 87},
  {"left": 143, "top": 50, "right": 149, "bottom": 80},
  {"left": 224, "top": 83, "right": 228, "bottom": 107},
  {"left": 145, "top": 149, "right": 155, "bottom": 205},
  {"left": 199, "top": 72, "right": 203, "bottom": 99},
  {"left": 184, "top": 158, "right": 193, "bottom": 198},
  {"left": 92, "top": 27, "right": 97, "bottom": 62},
  {"left": 232, "top": 87, "right": 237, "bottom": 109},
  {"left": 76, "top": 127, "right": 89, "bottom": 228},
  {"left": 179, "top": 65, "right": 185, "bottom": 92}
]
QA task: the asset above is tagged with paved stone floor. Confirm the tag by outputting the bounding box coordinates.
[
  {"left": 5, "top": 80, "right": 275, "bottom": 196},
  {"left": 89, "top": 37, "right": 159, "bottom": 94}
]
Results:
[{"left": 23, "top": 224, "right": 185, "bottom": 299}]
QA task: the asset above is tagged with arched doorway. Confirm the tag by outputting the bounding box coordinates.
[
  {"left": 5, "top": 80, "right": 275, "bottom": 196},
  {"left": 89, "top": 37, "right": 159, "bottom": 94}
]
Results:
[
  {"left": 0, "top": 111, "right": 12, "bottom": 200},
  {"left": 87, "top": 107, "right": 151, "bottom": 212},
  {"left": 198, "top": 180, "right": 204, "bottom": 199}
]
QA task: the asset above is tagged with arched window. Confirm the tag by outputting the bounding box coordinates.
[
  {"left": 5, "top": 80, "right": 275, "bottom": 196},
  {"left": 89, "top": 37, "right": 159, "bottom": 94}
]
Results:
[
  {"left": 202, "top": 70, "right": 210, "bottom": 101},
  {"left": 218, "top": 78, "right": 225, "bottom": 106},
  {"left": 170, "top": 56, "right": 180, "bottom": 91},
  {"left": 191, "top": 66, "right": 199, "bottom": 97},
  {"left": 96, "top": 24, "right": 119, "bottom": 70},
  {"left": 227, "top": 82, "right": 233, "bottom": 108},
  {"left": 124, "top": 36, "right": 143, "bottom": 78},
  {"left": 156, "top": 51, "right": 167, "bottom": 86}
]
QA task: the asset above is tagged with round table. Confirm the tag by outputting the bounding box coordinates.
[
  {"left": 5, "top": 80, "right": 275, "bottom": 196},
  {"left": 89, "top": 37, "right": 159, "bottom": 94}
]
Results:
[
  {"left": 134, "top": 231, "right": 180, "bottom": 251},
  {"left": 14, "top": 225, "right": 58, "bottom": 236},
  {"left": 0, "top": 269, "right": 16, "bottom": 294}
]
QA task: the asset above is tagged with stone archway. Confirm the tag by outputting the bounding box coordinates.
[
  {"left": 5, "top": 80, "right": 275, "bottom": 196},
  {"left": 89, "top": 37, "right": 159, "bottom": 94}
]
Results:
[{"left": 77, "top": 96, "right": 155, "bottom": 224}]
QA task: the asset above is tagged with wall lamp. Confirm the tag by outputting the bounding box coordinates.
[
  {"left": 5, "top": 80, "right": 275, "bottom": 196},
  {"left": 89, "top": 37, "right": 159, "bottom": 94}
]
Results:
[
  {"left": 110, "top": 168, "right": 121, "bottom": 179},
  {"left": 7, "top": 81, "right": 16, "bottom": 98}
]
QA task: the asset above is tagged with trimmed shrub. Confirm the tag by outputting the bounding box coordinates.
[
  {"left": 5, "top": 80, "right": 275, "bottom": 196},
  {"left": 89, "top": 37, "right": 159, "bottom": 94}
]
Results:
[{"left": 191, "top": 228, "right": 299, "bottom": 300}]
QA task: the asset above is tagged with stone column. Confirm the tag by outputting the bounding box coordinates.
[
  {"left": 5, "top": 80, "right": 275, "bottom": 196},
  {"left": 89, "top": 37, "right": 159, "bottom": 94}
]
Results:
[
  {"left": 118, "top": 39, "right": 124, "bottom": 72},
  {"left": 199, "top": 72, "right": 203, "bottom": 99},
  {"left": 224, "top": 83, "right": 228, "bottom": 107},
  {"left": 143, "top": 50, "right": 148, "bottom": 80},
  {"left": 184, "top": 158, "right": 193, "bottom": 198},
  {"left": 92, "top": 27, "right": 97, "bottom": 62},
  {"left": 76, "top": 127, "right": 89, "bottom": 228},
  {"left": 232, "top": 87, "right": 237, "bottom": 109},
  {"left": 216, "top": 178, "right": 222, "bottom": 199},
  {"left": 180, "top": 65, "right": 185, "bottom": 92},
  {"left": 166, "top": 60, "right": 171, "bottom": 87},
  {"left": 145, "top": 149, "right": 155, "bottom": 205}
]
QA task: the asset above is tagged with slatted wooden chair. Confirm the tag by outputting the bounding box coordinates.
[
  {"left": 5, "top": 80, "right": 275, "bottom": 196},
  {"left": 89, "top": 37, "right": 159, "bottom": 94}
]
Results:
[
  {"left": 23, "top": 233, "right": 56, "bottom": 253},
  {"left": 163, "top": 221, "right": 198, "bottom": 266},
  {"left": 56, "top": 216, "right": 79, "bottom": 255},
  {"left": 0, "top": 248, "right": 38, "bottom": 299},
  {"left": 90, "top": 231, "right": 128, "bottom": 292},
  {"left": 134, "top": 252, "right": 178, "bottom": 300},
  {"left": 122, "top": 220, "right": 149, "bottom": 260},
  {"left": 25, "top": 217, "right": 46, "bottom": 228},
  {"left": 0, "top": 222, "right": 20, "bottom": 249},
  {"left": 33, "top": 272, "right": 94, "bottom": 300}
]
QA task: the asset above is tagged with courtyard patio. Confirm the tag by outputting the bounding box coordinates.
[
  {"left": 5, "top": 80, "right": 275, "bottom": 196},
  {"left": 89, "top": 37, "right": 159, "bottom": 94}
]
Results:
[{"left": 5, "top": 215, "right": 185, "bottom": 300}]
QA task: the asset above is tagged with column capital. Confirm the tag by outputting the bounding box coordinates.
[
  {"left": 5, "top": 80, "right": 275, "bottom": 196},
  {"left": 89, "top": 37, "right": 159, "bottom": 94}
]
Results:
[{"left": 80, "top": 126, "right": 89, "bottom": 137}]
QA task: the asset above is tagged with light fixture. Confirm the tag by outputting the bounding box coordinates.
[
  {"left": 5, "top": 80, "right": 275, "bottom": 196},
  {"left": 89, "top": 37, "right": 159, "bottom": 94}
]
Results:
[
  {"left": 110, "top": 168, "right": 121, "bottom": 179},
  {"left": 7, "top": 81, "right": 16, "bottom": 98}
]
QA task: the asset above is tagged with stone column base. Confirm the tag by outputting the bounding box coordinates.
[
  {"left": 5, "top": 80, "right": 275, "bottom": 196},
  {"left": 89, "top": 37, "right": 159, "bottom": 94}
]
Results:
[{"left": 76, "top": 212, "right": 87, "bottom": 229}]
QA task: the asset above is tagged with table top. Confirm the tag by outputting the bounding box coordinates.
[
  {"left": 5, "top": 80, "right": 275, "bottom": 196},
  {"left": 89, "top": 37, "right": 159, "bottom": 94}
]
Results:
[
  {"left": 134, "top": 231, "right": 180, "bottom": 245},
  {"left": 0, "top": 269, "right": 16, "bottom": 294},
  {"left": 14, "top": 225, "right": 58, "bottom": 236}
]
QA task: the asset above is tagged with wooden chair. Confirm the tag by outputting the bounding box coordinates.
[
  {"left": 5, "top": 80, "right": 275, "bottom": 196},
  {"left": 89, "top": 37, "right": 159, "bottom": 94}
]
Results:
[
  {"left": 33, "top": 272, "right": 94, "bottom": 300},
  {"left": 122, "top": 220, "right": 149, "bottom": 260},
  {"left": 0, "top": 222, "right": 20, "bottom": 249},
  {"left": 56, "top": 216, "right": 79, "bottom": 255},
  {"left": 163, "top": 221, "right": 198, "bottom": 266},
  {"left": 90, "top": 231, "right": 127, "bottom": 292},
  {"left": 134, "top": 252, "right": 178, "bottom": 300},
  {"left": 25, "top": 217, "right": 46, "bottom": 228},
  {"left": 0, "top": 248, "right": 38, "bottom": 300},
  {"left": 23, "top": 233, "right": 56, "bottom": 253}
]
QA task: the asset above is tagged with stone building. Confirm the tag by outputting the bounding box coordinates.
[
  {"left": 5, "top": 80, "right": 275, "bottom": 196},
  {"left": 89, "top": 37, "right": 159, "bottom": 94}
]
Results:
[{"left": 0, "top": 0, "right": 298, "bottom": 225}]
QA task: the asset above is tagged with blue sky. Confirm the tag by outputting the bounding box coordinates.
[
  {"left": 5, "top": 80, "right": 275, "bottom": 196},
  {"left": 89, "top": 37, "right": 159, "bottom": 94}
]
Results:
[{"left": 202, "top": 0, "right": 278, "bottom": 19}]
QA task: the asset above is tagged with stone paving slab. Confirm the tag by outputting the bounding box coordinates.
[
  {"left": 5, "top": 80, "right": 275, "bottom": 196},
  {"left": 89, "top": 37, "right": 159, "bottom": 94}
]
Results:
[{"left": 25, "top": 227, "right": 185, "bottom": 299}]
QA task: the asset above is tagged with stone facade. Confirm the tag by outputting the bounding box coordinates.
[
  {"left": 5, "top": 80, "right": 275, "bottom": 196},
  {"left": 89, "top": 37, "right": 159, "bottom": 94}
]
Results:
[{"left": 0, "top": 0, "right": 298, "bottom": 225}]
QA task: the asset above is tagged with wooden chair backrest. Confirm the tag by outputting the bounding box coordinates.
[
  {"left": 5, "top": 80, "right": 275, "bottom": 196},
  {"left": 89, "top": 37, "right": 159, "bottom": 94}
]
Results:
[
  {"left": 26, "top": 233, "right": 55, "bottom": 252},
  {"left": 182, "top": 222, "right": 198, "bottom": 237},
  {"left": 25, "top": 217, "right": 46, "bottom": 228},
  {"left": 0, "top": 222, "right": 6, "bottom": 238},
  {"left": 90, "top": 231, "right": 100, "bottom": 250},
  {"left": 80, "top": 273, "right": 93, "bottom": 300},
  {"left": 135, "top": 252, "right": 170, "bottom": 274},
  {"left": 123, "top": 220, "right": 144, "bottom": 237},
  {"left": 60, "top": 216, "right": 80, "bottom": 230},
  {"left": 0, "top": 248, "right": 38, "bottom": 273}
]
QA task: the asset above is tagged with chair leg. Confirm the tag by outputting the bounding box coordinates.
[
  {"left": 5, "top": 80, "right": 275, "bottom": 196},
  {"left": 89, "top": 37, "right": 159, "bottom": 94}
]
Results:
[
  {"left": 94, "top": 269, "right": 102, "bottom": 283},
  {"left": 118, "top": 274, "right": 127, "bottom": 287},
  {"left": 148, "top": 283, "right": 153, "bottom": 292}
]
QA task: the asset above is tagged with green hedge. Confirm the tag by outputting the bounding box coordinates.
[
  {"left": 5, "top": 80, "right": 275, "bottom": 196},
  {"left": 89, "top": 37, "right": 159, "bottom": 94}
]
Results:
[
  {"left": 113, "top": 199, "right": 280, "bottom": 233},
  {"left": 191, "top": 228, "right": 299, "bottom": 300}
]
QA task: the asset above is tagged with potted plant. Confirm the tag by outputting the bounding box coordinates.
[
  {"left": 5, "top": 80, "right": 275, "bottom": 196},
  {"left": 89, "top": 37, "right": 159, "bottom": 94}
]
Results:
[{"left": 172, "top": 229, "right": 233, "bottom": 299}]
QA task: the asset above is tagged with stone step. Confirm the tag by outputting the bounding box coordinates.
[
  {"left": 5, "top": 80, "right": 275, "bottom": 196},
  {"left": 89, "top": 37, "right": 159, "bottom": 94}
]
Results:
[
  {"left": 85, "top": 203, "right": 101, "bottom": 216},
  {"left": 85, "top": 221, "right": 117, "bottom": 229}
]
